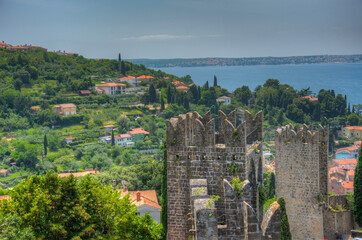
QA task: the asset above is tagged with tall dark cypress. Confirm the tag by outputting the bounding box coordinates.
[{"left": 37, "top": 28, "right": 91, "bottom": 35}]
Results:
[
  {"left": 213, "top": 75, "right": 218, "bottom": 87},
  {"left": 278, "top": 197, "right": 292, "bottom": 240},
  {"left": 111, "top": 130, "right": 115, "bottom": 146},
  {"left": 160, "top": 94, "right": 165, "bottom": 111},
  {"left": 44, "top": 134, "right": 48, "bottom": 156},
  {"left": 161, "top": 143, "right": 167, "bottom": 239},
  {"left": 354, "top": 145, "right": 362, "bottom": 226},
  {"left": 118, "top": 53, "right": 121, "bottom": 61},
  {"left": 121, "top": 61, "right": 126, "bottom": 76}
]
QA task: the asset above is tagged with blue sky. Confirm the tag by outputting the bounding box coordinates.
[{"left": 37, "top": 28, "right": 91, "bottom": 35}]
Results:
[{"left": 0, "top": 0, "right": 361, "bottom": 59}]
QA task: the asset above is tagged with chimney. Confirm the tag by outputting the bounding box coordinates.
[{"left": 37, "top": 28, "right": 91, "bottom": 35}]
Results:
[{"left": 136, "top": 192, "right": 141, "bottom": 201}]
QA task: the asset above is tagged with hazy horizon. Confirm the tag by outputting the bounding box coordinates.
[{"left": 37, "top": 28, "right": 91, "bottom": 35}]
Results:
[{"left": 1, "top": 0, "right": 361, "bottom": 60}]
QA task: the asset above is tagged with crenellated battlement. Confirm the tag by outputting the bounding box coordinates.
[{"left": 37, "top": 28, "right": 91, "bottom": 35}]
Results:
[
  {"left": 166, "top": 110, "right": 262, "bottom": 149},
  {"left": 275, "top": 123, "right": 329, "bottom": 144}
]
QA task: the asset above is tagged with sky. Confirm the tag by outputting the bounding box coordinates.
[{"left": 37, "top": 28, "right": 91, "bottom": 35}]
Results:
[{"left": 0, "top": 0, "right": 361, "bottom": 59}]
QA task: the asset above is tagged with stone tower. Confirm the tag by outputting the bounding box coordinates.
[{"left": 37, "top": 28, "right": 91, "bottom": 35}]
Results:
[
  {"left": 275, "top": 124, "right": 329, "bottom": 240},
  {"left": 166, "top": 110, "right": 275, "bottom": 240}
]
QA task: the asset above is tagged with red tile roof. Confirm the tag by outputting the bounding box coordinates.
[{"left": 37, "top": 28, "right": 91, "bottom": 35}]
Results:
[
  {"left": 301, "top": 96, "right": 318, "bottom": 101},
  {"left": 342, "top": 181, "right": 354, "bottom": 189},
  {"left": 58, "top": 169, "right": 99, "bottom": 178},
  {"left": 58, "top": 103, "right": 76, "bottom": 108},
  {"left": 172, "top": 80, "right": 186, "bottom": 87},
  {"left": 115, "top": 134, "right": 131, "bottom": 139},
  {"left": 129, "top": 128, "right": 149, "bottom": 135},
  {"left": 137, "top": 75, "right": 154, "bottom": 79},
  {"left": 65, "top": 137, "right": 75, "bottom": 140},
  {"left": 79, "top": 90, "right": 90, "bottom": 94},
  {"left": 0, "top": 169, "right": 9, "bottom": 173},
  {"left": 120, "top": 190, "right": 161, "bottom": 209},
  {"left": 345, "top": 126, "right": 362, "bottom": 130},
  {"left": 119, "top": 76, "right": 135, "bottom": 80},
  {"left": 104, "top": 125, "right": 114, "bottom": 128},
  {"left": 96, "top": 83, "right": 126, "bottom": 87},
  {"left": 176, "top": 86, "right": 189, "bottom": 91},
  {"left": 333, "top": 158, "right": 357, "bottom": 166}
]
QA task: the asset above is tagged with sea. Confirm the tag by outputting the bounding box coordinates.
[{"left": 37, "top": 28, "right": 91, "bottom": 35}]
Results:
[{"left": 156, "top": 63, "right": 362, "bottom": 106}]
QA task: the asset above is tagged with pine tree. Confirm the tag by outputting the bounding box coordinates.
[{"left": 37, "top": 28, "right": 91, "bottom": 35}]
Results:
[
  {"left": 111, "top": 130, "right": 115, "bottom": 146},
  {"left": 161, "top": 143, "right": 167, "bottom": 239},
  {"left": 354, "top": 145, "right": 362, "bottom": 226},
  {"left": 277, "top": 197, "right": 292, "bottom": 240},
  {"left": 44, "top": 134, "right": 48, "bottom": 156},
  {"left": 213, "top": 75, "right": 218, "bottom": 87}
]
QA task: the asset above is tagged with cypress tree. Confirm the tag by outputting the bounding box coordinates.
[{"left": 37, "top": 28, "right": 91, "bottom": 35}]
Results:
[
  {"left": 161, "top": 143, "right": 167, "bottom": 239},
  {"left": 354, "top": 145, "right": 362, "bottom": 226},
  {"left": 183, "top": 95, "right": 190, "bottom": 110},
  {"left": 213, "top": 75, "right": 218, "bottom": 87},
  {"left": 149, "top": 84, "right": 157, "bottom": 103},
  {"left": 160, "top": 94, "right": 165, "bottom": 111},
  {"left": 44, "top": 134, "right": 48, "bottom": 156},
  {"left": 348, "top": 103, "right": 351, "bottom": 115},
  {"left": 269, "top": 172, "right": 275, "bottom": 199},
  {"left": 121, "top": 61, "right": 126, "bottom": 76},
  {"left": 111, "top": 130, "right": 115, "bottom": 146},
  {"left": 167, "top": 85, "right": 172, "bottom": 103},
  {"left": 277, "top": 197, "right": 292, "bottom": 240},
  {"left": 118, "top": 53, "right": 121, "bottom": 62}
]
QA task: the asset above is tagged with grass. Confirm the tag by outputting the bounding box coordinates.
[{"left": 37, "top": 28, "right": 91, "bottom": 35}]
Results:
[{"left": 0, "top": 171, "right": 29, "bottom": 181}]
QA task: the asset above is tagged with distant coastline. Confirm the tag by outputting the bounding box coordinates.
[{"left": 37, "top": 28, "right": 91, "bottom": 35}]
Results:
[{"left": 128, "top": 54, "right": 362, "bottom": 68}]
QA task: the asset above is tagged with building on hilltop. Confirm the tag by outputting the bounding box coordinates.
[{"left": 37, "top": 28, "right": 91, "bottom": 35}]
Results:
[
  {"left": 119, "top": 189, "right": 161, "bottom": 223},
  {"left": 128, "top": 128, "right": 149, "bottom": 141},
  {"left": 95, "top": 82, "right": 126, "bottom": 96},
  {"left": 342, "top": 125, "right": 362, "bottom": 139},
  {"left": 58, "top": 169, "right": 99, "bottom": 178},
  {"left": 53, "top": 103, "right": 76, "bottom": 116},
  {"left": 216, "top": 96, "right": 231, "bottom": 105}
]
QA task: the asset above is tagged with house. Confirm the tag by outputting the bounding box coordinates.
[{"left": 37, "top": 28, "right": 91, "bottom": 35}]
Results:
[
  {"left": 96, "top": 83, "right": 126, "bottom": 96},
  {"left": 333, "top": 158, "right": 357, "bottom": 168},
  {"left": 342, "top": 125, "right": 362, "bottom": 139},
  {"left": 30, "top": 106, "right": 41, "bottom": 114},
  {"left": 79, "top": 90, "right": 90, "bottom": 96},
  {"left": 0, "top": 169, "right": 10, "bottom": 177},
  {"left": 115, "top": 134, "right": 134, "bottom": 147},
  {"left": 58, "top": 169, "right": 99, "bottom": 178},
  {"left": 217, "top": 96, "right": 231, "bottom": 105},
  {"left": 65, "top": 137, "right": 75, "bottom": 144},
  {"left": 0, "top": 41, "right": 11, "bottom": 48},
  {"left": 137, "top": 75, "right": 154, "bottom": 82},
  {"left": 329, "top": 178, "right": 354, "bottom": 194},
  {"left": 119, "top": 76, "right": 136, "bottom": 86},
  {"left": 176, "top": 86, "right": 189, "bottom": 92},
  {"left": 104, "top": 125, "right": 114, "bottom": 132},
  {"left": 300, "top": 96, "right": 318, "bottom": 102},
  {"left": 335, "top": 141, "right": 361, "bottom": 159},
  {"left": 172, "top": 81, "right": 186, "bottom": 87},
  {"left": 126, "top": 113, "right": 144, "bottom": 119},
  {"left": 119, "top": 189, "right": 161, "bottom": 223},
  {"left": 53, "top": 103, "right": 77, "bottom": 116},
  {"left": 99, "top": 136, "right": 112, "bottom": 144},
  {"left": 128, "top": 128, "right": 149, "bottom": 141}
]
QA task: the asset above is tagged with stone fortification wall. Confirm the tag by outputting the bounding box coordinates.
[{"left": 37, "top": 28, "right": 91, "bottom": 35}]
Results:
[
  {"left": 166, "top": 110, "right": 263, "bottom": 240},
  {"left": 275, "top": 124, "right": 329, "bottom": 240}
]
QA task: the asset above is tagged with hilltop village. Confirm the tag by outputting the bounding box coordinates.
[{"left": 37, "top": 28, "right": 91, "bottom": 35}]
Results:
[{"left": 0, "top": 41, "right": 361, "bottom": 239}]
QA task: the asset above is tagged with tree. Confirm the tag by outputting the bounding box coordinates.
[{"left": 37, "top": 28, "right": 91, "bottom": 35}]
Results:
[
  {"left": 354, "top": 145, "right": 362, "bottom": 226},
  {"left": 161, "top": 143, "right": 167, "bottom": 239},
  {"left": 43, "top": 134, "right": 48, "bottom": 157},
  {"left": 347, "top": 113, "right": 359, "bottom": 126},
  {"left": 213, "top": 75, "right": 218, "bottom": 87},
  {"left": 0, "top": 172, "right": 162, "bottom": 239},
  {"left": 277, "top": 197, "right": 292, "bottom": 240},
  {"left": 234, "top": 86, "right": 252, "bottom": 105},
  {"left": 121, "top": 61, "right": 126, "bottom": 75},
  {"left": 203, "top": 81, "right": 209, "bottom": 90},
  {"left": 118, "top": 53, "right": 121, "bottom": 61},
  {"left": 111, "top": 130, "right": 115, "bottom": 146},
  {"left": 149, "top": 84, "right": 157, "bottom": 103},
  {"left": 160, "top": 94, "right": 165, "bottom": 111}
]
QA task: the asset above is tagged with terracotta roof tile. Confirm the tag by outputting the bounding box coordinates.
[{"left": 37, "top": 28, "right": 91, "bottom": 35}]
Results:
[
  {"left": 333, "top": 158, "right": 357, "bottom": 166},
  {"left": 58, "top": 169, "right": 99, "bottom": 178},
  {"left": 96, "top": 83, "right": 126, "bottom": 87},
  {"left": 129, "top": 128, "right": 149, "bottom": 135},
  {"left": 119, "top": 190, "right": 161, "bottom": 209}
]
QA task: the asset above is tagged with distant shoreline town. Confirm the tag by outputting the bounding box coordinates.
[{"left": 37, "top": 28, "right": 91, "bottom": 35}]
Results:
[{"left": 129, "top": 54, "right": 362, "bottom": 68}]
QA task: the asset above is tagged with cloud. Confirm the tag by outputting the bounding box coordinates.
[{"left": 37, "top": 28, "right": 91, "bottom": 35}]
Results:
[{"left": 120, "top": 34, "right": 197, "bottom": 41}]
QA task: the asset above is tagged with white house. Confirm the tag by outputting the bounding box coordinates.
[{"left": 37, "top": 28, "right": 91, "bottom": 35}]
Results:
[
  {"left": 104, "top": 125, "right": 114, "bottom": 132},
  {"left": 65, "top": 137, "right": 75, "bottom": 144},
  {"left": 217, "top": 96, "right": 231, "bottom": 105},
  {"left": 119, "top": 76, "right": 137, "bottom": 86},
  {"left": 115, "top": 134, "right": 134, "bottom": 147},
  {"left": 119, "top": 189, "right": 161, "bottom": 223},
  {"left": 96, "top": 83, "right": 126, "bottom": 96}
]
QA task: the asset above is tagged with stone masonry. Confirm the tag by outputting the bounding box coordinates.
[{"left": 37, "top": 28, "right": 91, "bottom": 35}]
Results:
[
  {"left": 275, "top": 124, "right": 329, "bottom": 240},
  {"left": 166, "top": 110, "right": 281, "bottom": 240}
]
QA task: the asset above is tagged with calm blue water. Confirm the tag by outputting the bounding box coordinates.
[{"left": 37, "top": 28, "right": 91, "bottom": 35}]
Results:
[{"left": 157, "top": 63, "right": 362, "bottom": 106}]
